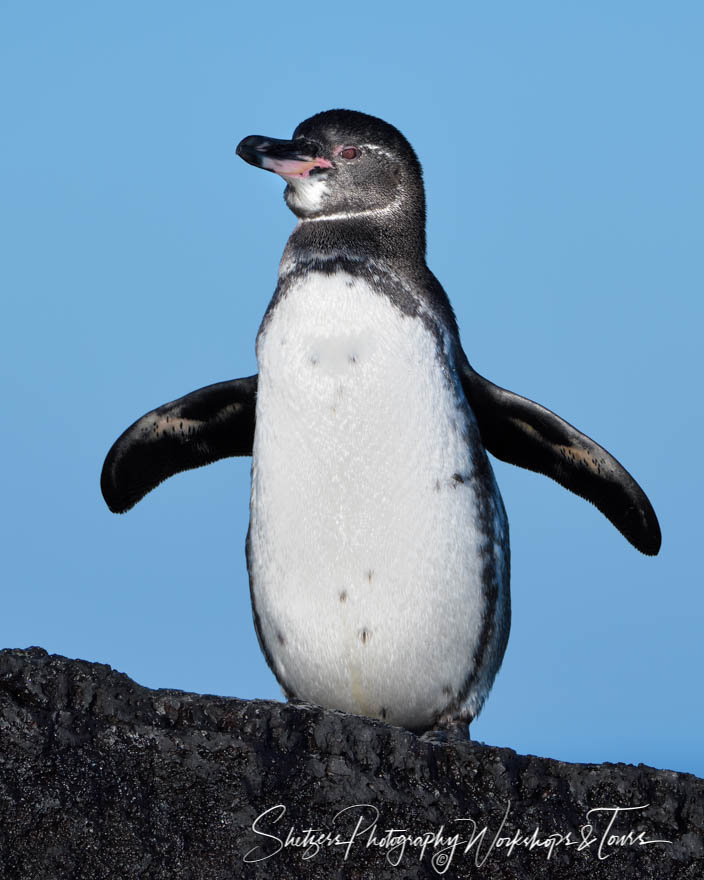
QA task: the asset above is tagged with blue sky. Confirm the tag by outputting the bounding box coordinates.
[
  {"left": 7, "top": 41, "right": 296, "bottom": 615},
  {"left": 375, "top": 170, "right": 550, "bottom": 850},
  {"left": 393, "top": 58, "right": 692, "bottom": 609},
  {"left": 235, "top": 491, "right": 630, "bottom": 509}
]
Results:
[{"left": 2, "top": 3, "right": 702, "bottom": 777}]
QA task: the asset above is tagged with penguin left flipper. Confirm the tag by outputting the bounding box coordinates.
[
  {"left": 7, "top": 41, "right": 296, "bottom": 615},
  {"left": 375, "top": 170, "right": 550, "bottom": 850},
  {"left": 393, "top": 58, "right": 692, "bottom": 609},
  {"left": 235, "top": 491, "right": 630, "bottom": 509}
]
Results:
[
  {"left": 460, "top": 359, "right": 661, "bottom": 556},
  {"left": 101, "top": 376, "right": 257, "bottom": 514}
]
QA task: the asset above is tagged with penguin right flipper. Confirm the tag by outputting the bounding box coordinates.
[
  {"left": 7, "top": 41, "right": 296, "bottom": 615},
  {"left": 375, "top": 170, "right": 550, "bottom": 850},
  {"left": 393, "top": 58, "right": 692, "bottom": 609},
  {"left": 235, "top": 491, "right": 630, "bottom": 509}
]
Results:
[
  {"left": 101, "top": 375, "right": 257, "bottom": 514},
  {"left": 460, "top": 360, "right": 661, "bottom": 556}
]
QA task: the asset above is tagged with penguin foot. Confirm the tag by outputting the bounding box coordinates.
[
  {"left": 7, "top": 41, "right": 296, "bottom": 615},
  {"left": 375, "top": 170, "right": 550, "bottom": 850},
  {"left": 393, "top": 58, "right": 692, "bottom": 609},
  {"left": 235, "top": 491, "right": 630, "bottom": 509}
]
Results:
[
  {"left": 419, "top": 719, "right": 471, "bottom": 744},
  {"left": 286, "top": 697, "right": 320, "bottom": 711}
]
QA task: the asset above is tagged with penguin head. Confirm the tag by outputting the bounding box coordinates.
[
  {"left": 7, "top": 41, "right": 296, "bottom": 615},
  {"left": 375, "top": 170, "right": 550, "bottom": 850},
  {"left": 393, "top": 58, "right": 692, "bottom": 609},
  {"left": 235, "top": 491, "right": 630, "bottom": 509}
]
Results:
[{"left": 236, "top": 110, "right": 425, "bottom": 225}]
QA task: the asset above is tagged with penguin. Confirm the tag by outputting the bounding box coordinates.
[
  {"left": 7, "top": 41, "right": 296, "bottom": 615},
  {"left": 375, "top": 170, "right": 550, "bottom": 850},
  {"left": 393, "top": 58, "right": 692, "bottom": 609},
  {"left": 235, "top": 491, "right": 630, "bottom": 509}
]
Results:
[{"left": 101, "top": 109, "right": 661, "bottom": 737}]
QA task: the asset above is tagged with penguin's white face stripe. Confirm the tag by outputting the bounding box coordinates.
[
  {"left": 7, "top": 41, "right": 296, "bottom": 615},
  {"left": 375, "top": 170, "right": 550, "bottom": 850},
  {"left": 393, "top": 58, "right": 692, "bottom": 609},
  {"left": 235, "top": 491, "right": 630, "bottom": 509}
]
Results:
[
  {"left": 248, "top": 269, "right": 509, "bottom": 731},
  {"left": 301, "top": 205, "right": 397, "bottom": 223},
  {"left": 300, "top": 189, "right": 404, "bottom": 225}
]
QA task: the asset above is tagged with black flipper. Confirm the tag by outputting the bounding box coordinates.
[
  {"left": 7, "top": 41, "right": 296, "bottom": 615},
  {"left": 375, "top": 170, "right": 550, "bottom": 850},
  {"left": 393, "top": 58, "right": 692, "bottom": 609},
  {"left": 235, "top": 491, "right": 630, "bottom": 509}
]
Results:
[
  {"left": 101, "top": 376, "right": 257, "bottom": 514},
  {"left": 460, "top": 359, "right": 661, "bottom": 556}
]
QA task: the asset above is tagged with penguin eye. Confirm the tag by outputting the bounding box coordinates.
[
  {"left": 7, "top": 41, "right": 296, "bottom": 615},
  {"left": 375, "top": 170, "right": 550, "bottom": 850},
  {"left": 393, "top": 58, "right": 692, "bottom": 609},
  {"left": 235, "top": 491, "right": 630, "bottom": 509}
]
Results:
[{"left": 340, "top": 146, "right": 360, "bottom": 160}]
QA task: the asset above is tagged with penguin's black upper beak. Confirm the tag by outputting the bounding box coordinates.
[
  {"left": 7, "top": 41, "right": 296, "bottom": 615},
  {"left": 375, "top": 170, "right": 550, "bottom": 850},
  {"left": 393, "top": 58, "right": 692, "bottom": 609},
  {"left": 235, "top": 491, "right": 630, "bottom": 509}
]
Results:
[{"left": 236, "top": 135, "right": 332, "bottom": 179}]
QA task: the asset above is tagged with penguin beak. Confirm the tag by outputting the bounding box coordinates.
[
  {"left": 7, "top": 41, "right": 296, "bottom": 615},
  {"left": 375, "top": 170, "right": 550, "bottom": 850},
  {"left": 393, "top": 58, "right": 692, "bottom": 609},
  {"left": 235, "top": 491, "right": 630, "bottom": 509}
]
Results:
[{"left": 236, "top": 135, "right": 332, "bottom": 179}]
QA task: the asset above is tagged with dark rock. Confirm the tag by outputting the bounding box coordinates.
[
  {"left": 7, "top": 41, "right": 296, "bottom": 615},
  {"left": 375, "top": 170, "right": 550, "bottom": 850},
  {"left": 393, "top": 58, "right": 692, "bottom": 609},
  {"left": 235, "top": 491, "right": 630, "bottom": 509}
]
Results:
[{"left": 0, "top": 646, "right": 701, "bottom": 879}]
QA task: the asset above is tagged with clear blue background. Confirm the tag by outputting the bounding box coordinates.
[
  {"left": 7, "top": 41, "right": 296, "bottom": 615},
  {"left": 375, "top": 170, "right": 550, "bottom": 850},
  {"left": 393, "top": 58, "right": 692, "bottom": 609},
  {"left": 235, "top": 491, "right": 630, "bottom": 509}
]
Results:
[{"left": 2, "top": 3, "right": 701, "bottom": 777}]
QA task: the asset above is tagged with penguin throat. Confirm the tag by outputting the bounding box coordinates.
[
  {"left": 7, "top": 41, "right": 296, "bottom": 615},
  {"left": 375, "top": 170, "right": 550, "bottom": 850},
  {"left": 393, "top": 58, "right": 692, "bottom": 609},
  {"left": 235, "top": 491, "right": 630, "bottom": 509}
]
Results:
[{"left": 284, "top": 176, "right": 329, "bottom": 216}]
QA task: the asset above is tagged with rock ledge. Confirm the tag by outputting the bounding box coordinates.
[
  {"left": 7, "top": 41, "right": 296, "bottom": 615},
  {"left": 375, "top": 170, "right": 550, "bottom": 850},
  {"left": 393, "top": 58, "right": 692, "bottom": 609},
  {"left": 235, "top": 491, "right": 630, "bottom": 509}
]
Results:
[{"left": 0, "top": 647, "right": 701, "bottom": 879}]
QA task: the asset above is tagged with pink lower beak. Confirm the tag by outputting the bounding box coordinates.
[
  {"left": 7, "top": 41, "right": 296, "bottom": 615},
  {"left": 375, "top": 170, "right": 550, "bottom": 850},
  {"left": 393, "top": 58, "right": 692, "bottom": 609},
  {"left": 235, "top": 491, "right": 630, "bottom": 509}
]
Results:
[{"left": 259, "top": 155, "right": 333, "bottom": 179}]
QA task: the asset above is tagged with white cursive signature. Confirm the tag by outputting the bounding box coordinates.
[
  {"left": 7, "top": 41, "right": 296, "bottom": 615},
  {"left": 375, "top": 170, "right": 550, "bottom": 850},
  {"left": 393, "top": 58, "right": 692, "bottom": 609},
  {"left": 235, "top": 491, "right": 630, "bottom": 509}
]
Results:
[{"left": 243, "top": 801, "right": 672, "bottom": 871}]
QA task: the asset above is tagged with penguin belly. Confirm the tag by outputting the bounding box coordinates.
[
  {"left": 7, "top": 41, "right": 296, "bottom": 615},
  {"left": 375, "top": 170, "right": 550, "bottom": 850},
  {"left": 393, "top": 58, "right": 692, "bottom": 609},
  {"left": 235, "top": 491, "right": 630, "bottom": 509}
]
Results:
[{"left": 247, "top": 270, "right": 509, "bottom": 730}]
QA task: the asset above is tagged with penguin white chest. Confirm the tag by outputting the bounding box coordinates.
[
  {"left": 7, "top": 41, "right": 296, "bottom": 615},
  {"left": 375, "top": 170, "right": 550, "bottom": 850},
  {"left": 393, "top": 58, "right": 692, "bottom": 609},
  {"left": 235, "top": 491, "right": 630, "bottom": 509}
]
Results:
[{"left": 248, "top": 269, "right": 507, "bottom": 730}]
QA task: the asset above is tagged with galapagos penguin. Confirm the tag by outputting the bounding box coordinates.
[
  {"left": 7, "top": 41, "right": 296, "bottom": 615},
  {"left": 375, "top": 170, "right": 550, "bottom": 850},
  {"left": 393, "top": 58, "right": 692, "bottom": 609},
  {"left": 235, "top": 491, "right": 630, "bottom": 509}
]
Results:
[{"left": 101, "top": 109, "right": 661, "bottom": 736}]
